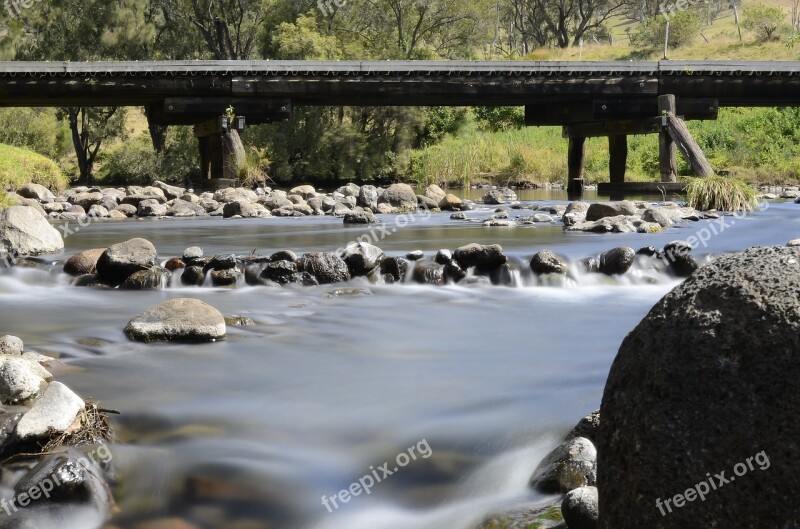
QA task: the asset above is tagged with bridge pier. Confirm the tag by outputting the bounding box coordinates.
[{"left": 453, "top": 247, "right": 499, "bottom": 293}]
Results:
[
  {"left": 658, "top": 95, "right": 678, "bottom": 183},
  {"left": 567, "top": 137, "right": 586, "bottom": 200},
  {"left": 195, "top": 116, "right": 246, "bottom": 189}
]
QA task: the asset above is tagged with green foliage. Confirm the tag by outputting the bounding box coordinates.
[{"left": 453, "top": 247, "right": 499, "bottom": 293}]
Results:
[
  {"left": 474, "top": 107, "right": 525, "bottom": 132},
  {"left": 273, "top": 13, "right": 341, "bottom": 60},
  {"left": 238, "top": 147, "right": 272, "bottom": 188},
  {"left": 742, "top": 4, "right": 785, "bottom": 42},
  {"left": 686, "top": 176, "right": 758, "bottom": 212},
  {"left": 632, "top": 11, "right": 702, "bottom": 51},
  {"left": 99, "top": 127, "right": 198, "bottom": 185},
  {"left": 419, "top": 108, "right": 469, "bottom": 146},
  {"left": 0, "top": 109, "right": 71, "bottom": 160},
  {"left": 0, "top": 144, "right": 69, "bottom": 193}
]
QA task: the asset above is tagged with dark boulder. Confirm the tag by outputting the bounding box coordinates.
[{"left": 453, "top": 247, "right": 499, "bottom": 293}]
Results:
[
  {"left": 662, "top": 240, "right": 699, "bottom": 277},
  {"left": 303, "top": 253, "right": 351, "bottom": 284},
  {"left": 261, "top": 260, "right": 298, "bottom": 285},
  {"left": 598, "top": 247, "right": 635, "bottom": 276},
  {"left": 530, "top": 250, "right": 568, "bottom": 275},
  {"left": 380, "top": 257, "right": 408, "bottom": 282},
  {"left": 599, "top": 246, "right": 800, "bottom": 529},
  {"left": 180, "top": 265, "right": 206, "bottom": 286},
  {"left": 120, "top": 267, "right": 172, "bottom": 290},
  {"left": 453, "top": 243, "right": 507, "bottom": 270},
  {"left": 411, "top": 263, "right": 445, "bottom": 286},
  {"left": 96, "top": 238, "right": 157, "bottom": 286}
]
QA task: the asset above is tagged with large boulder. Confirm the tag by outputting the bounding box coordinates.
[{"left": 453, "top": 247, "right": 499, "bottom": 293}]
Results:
[
  {"left": 378, "top": 183, "right": 417, "bottom": 209},
  {"left": 530, "top": 250, "right": 567, "bottom": 275},
  {"left": 585, "top": 201, "right": 638, "bottom": 221},
  {"left": 63, "top": 248, "right": 106, "bottom": 276},
  {"left": 303, "top": 253, "right": 351, "bottom": 284},
  {"left": 453, "top": 243, "right": 507, "bottom": 270},
  {"left": 424, "top": 184, "right": 447, "bottom": 203},
  {"left": 96, "top": 238, "right": 158, "bottom": 285},
  {"left": 341, "top": 242, "right": 384, "bottom": 276},
  {"left": 599, "top": 246, "right": 800, "bottom": 529},
  {"left": 0, "top": 206, "right": 64, "bottom": 256},
  {"left": 17, "top": 183, "right": 55, "bottom": 202},
  {"left": 15, "top": 382, "right": 84, "bottom": 440},
  {"left": 124, "top": 298, "right": 226, "bottom": 342}
]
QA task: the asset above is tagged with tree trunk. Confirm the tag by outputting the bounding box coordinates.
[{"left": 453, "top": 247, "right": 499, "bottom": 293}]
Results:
[{"left": 68, "top": 107, "right": 91, "bottom": 185}]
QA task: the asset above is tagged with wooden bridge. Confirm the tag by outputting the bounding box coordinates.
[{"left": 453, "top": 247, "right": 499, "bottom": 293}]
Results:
[{"left": 3, "top": 60, "right": 800, "bottom": 195}]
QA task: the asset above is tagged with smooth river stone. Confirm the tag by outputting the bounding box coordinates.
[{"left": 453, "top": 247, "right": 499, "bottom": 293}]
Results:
[{"left": 124, "top": 298, "right": 226, "bottom": 342}]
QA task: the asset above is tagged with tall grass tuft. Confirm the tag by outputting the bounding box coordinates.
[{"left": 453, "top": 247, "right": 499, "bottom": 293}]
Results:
[{"left": 685, "top": 176, "right": 758, "bottom": 212}]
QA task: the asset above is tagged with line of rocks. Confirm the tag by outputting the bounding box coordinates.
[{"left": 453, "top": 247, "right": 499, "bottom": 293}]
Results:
[
  {"left": 0, "top": 334, "right": 114, "bottom": 523},
  {"left": 60, "top": 238, "right": 702, "bottom": 291},
  {"left": 11, "top": 182, "right": 473, "bottom": 222}
]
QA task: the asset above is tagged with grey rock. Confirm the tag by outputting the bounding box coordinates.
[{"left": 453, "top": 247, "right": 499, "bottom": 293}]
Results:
[
  {"left": 561, "top": 486, "right": 599, "bottom": 529},
  {"left": 0, "top": 206, "right": 64, "bottom": 256},
  {"left": 210, "top": 268, "right": 239, "bottom": 286},
  {"left": 599, "top": 246, "right": 800, "bottom": 529},
  {"left": 380, "top": 257, "right": 408, "bottom": 282},
  {"left": 113, "top": 203, "right": 138, "bottom": 217},
  {"left": 213, "top": 187, "right": 258, "bottom": 203},
  {"left": 182, "top": 246, "right": 204, "bottom": 262},
  {"left": 0, "top": 335, "right": 23, "bottom": 356},
  {"left": 180, "top": 265, "right": 206, "bottom": 286},
  {"left": 137, "top": 199, "right": 167, "bottom": 217},
  {"left": 96, "top": 238, "right": 157, "bottom": 285},
  {"left": 205, "top": 254, "right": 237, "bottom": 271},
  {"left": 483, "top": 219, "right": 517, "bottom": 227},
  {"left": 358, "top": 185, "right": 379, "bottom": 210},
  {"left": 483, "top": 188, "right": 517, "bottom": 204},
  {"left": 379, "top": 183, "right": 417, "bottom": 209},
  {"left": 87, "top": 204, "right": 109, "bottom": 218},
  {"left": 788, "top": 238, "right": 800, "bottom": 247},
  {"left": 343, "top": 211, "right": 376, "bottom": 225},
  {"left": 450, "top": 212, "right": 467, "bottom": 220},
  {"left": 598, "top": 247, "right": 636, "bottom": 276},
  {"left": 15, "top": 382, "right": 84, "bottom": 439},
  {"left": 530, "top": 437, "right": 597, "bottom": 494},
  {"left": 566, "top": 410, "right": 601, "bottom": 445},
  {"left": 439, "top": 194, "right": 464, "bottom": 211},
  {"left": 336, "top": 183, "right": 361, "bottom": 197},
  {"left": 411, "top": 263, "right": 445, "bottom": 286},
  {"left": 120, "top": 267, "right": 172, "bottom": 290},
  {"left": 531, "top": 250, "right": 568, "bottom": 275},
  {"left": 417, "top": 195, "right": 439, "bottom": 211},
  {"left": 223, "top": 200, "right": 258, "bottom": 218},
  {"left": 0, "top": 357, "right": 45, "bottom": 404},
  {"left": 642, "top": 207, "right": 672, "bottom": 227},
  {"left": 435, "top": 249, "right": 452, "bottom": 265},
  {"left": 303, "top": 253, "right": 351, "bottom": 284},
  {"left": 586, "top": 201, "right": 638, "bottom": 221},
  {"left": 453, "top": 243, "right": 507, "bottom": 270},
  {"left": 17, "top": 183, "right": 56, "bottom": 202},
  {"left": 406, "top": 250, "right": 425, "bottom": 261},
  {"left": 289, "top": 184, "right": 317, "bottom": 199},
  {"left": 662, "top": 240, "right": 699, "bottom": 277},
  {"left": 168, "top": 199, "right": 206, "bottom": 217},
  {"left": 424, "top": 184, "right": 447, "bottom": 202},
  {"left": 269, "top": 250, "right": 297, "bottom": 262},
  {"left": 342, "top": 242, "right": 384, "bottom": 276},
  {"left": 125, "top": 298, "right": 226, "bottom": 342},
  {"left": 261, "top": 260, "right": 298, "bottom": 285},
  {"left": 153, "top": 180, "right": 185, "bottom": 200},
  {"left": 69, "top": 191, "right": 104, "bottom": 210}
]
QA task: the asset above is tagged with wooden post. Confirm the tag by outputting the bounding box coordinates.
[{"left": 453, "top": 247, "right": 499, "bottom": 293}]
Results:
[
  {"left": 664, "top": 112, "right": 714, "bottom": 177},
  {"left": 609, "top": 135, "right": 628, "bottom": 184},
  {"left": 658, "top": 95, "right": 677, "bottom": 183},
  {"left": 567, "top": 136, "right": 586, "bottom": 200}
]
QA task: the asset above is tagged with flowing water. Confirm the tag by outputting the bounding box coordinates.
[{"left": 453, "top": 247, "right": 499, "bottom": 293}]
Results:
[{"left": 0, "top": 196, "right": 797, "bottom": 529}]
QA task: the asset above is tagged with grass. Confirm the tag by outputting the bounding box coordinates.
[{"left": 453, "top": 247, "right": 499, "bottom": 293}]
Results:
[
  {"left": 685, "top": 175, "right": 759, "bottom": 212},
  {"left": 0, "top": 143, "right": 69, "bottom": 200}
]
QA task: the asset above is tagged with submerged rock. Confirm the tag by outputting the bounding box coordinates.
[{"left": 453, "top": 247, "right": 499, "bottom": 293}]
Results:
[
  {"left": 124, "top": 298, "right": 226, "bottom": 342},
  {"left": 599, "top": 246, "right": 800, "bottom": 529},
  {"left": 411, "top": 263, "right": 445, "bottom": 286},
  {"left": 120, "top": 267, "right": 172, "bottom": 290},
  {"left": 453, "top": 243, "right": 507, "bottom": 270},
  {"left": 303, "top": 253, "right": 351, "bottom": 285},
  {"left": 531, "top": 250, "right": 568, "bottom": 275},
  {"left": 598, "top": 247, "right": 635, "bottom": 276},
  {"left": 530, "top": 437, "right": 597, "bottom": 494}
]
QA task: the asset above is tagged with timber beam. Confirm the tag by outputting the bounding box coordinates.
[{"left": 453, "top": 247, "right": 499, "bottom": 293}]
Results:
[
  {"left": 562, "top": 118, "right": 665, "bottom": 139},
  {"left": 525, "top": 98, "right": 718, "bottom": 126}
]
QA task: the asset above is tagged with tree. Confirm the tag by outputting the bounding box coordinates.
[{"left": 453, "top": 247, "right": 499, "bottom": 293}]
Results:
[
  {"left": 632, "top": 11, "right": 701, "bottom": 52},
  {"left": 14, "top": 0, "right": 149, "bottom": 182},
  {"left": 742, "top": 4, "right": 785, "bottom": 42}
]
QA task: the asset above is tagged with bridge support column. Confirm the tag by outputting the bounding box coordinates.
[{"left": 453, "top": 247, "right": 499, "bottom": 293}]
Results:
[
  {"left": 567, "top": 136, "right": 586, "bottom": 200},
  {"left": 195, "top": 116, "right": 246, "bottom": 189},
  {"left": 609, "top": 135, "right": 628, "bottom": 184},
  {"left": 658, "top": 95, "right": 678, "bottom": 183}
]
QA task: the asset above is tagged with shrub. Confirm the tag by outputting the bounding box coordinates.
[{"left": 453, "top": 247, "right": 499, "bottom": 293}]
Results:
[
  {"left": 473, "top": 107, "right": 525, "bottom": 132},
  {"left": 0, "top": 143, "right": 68, "bottom": 193},
  {"left": 742, "top": 4, "right": 785, "bottom": 42},
  {"left": 685, "top": 176, "right": 758, "bottom": 212},
  {"left": 632, "top": 11, "right": 702, "bottom": 52}
]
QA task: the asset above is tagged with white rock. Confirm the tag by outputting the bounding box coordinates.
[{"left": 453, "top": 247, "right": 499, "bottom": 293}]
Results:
[
  {"left": 0, "top": 335, "right": 23, "bottom": 355},
  {"left": 15, "top": 382, "right": 85, "bottom": 439},
  {"left": 0, "top": 357, "right": 46, "bottom": 403},
  {"left": 0, "top": 206, "right": 64, "bottom": 256}
]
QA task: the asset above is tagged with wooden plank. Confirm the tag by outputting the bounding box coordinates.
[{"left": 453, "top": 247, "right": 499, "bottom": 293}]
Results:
[
  {"left": 593, "top": 98, "right": 718, "bottom": 120},
  {"left": 567, "top": 137, "right": 586, "bottom": 200},
  {"left": 563, "top": 118, "right": 663, "bottom": 138},
  {"left": 609, "top": 135, "right": 628, "bottom": 184},
  {"left": 664, "top": 111, "right": 714, "bottom": 177},
  {"left": 658, "top": 95, "right": 678, "bottom": 183}
]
